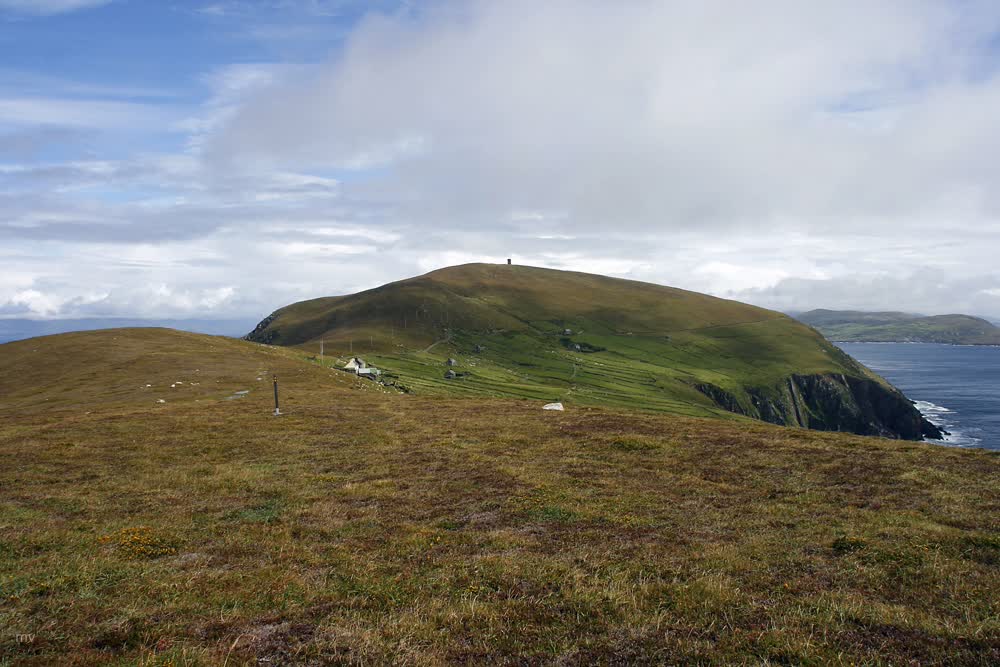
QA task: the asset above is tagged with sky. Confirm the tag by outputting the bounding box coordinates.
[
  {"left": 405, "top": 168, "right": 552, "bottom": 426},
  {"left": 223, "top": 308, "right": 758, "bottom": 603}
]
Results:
[{"left": 2, "top": 0, "right": 1000, "bottom": 322}]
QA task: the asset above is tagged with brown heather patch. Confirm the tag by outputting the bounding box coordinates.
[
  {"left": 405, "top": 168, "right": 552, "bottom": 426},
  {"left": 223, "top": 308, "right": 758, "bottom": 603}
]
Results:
[{"left": 0, "top": 329, "right": 998, "bottom": 665}]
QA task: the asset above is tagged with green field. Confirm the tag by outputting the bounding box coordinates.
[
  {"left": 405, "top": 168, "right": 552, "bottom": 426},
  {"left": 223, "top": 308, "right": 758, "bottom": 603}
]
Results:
[
  {"left": 1, "top": 328, "right": 998, "bottom": 665},
  {"left": 359, "top": 319, "right": 854, "bottom": 417}
]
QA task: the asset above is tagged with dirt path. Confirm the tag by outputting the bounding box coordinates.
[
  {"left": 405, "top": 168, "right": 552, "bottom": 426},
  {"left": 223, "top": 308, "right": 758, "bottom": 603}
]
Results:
[{"left": 422, "top": 332, "right": 452, "bottom": 353}]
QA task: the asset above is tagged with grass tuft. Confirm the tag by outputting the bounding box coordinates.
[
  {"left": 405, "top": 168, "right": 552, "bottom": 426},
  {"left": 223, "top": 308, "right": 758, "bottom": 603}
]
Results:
[
  {"left": 831, "top": 534, "right": 867, "bottom": 555},
  {"left": 227, "top": 499, "right": 283, "bottom": 525}
]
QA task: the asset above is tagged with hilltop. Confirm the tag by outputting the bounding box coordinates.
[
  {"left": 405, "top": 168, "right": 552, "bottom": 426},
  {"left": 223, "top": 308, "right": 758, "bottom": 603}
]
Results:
[
  {"left": 797, "top": 309, "right": 1000, "bottom": 345},
  {"left": 247, "top": 263, "right": 941, "bottom": 440},
  {"left": 1, "top": 328, "right": 997, "bottom": 665},
  {"left": 0, "top": 317, "right": 258, "bottom": 345}
]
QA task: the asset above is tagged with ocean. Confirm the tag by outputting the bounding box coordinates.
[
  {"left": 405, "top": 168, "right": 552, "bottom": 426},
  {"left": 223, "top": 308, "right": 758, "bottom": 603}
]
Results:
[{"left": 838, "top": 343, "right": 999, "bottom": 451}]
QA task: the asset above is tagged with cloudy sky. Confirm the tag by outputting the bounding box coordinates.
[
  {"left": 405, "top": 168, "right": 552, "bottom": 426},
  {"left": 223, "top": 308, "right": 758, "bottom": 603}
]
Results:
[{"left": 2, "top": 0, "right": 1000, "bottom": 322}]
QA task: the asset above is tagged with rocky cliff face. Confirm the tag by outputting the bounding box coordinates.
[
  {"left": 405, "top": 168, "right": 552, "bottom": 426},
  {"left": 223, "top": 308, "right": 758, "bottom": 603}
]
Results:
[
  {"left": 696, "top": 374, "right": 944, "bottom": 442},
  {"left": 244, "top": 313, "right": 278, "bottom": 344}
]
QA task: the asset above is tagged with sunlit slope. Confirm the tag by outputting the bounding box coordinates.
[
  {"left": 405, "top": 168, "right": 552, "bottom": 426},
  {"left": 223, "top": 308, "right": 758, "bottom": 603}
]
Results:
[
  {"left": 0, "top": 328, "right": 361, "bottom": 415},
  {"left": 247, "top": 264, "right": 938, "bottom": 439},
  {"left": 252, "top": 263, "right": 823, "bottom": 347}
]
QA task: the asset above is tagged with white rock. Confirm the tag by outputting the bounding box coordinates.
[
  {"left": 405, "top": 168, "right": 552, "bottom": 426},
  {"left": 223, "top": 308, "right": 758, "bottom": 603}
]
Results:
[
  {"left": 157, "top": 399, "right": 166, "bottom": 404},
  {"left": 543, "top": 402, "right": 565, "bottom": 411}
]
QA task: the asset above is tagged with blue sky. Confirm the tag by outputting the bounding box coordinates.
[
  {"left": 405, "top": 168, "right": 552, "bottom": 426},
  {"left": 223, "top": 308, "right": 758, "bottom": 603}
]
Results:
[
  {"left": 2, "top": 0, "right": 1000, "bottom": 321},
  {"left": 0, "top": 1, "right": 400, "bottom": 159}
]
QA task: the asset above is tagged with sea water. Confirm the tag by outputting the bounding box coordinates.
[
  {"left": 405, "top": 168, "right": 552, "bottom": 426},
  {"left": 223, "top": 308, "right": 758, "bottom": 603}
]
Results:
[{"left": 838, "top": 343, "right": 999, "bottom": 451}]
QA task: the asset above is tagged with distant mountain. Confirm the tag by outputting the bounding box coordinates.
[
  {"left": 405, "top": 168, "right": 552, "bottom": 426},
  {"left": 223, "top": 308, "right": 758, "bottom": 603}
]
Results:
[
  {"left": 797, "top": 309, "right": 1000, "bottom": 345},
  {"left": 246, "top": 263, "right": 942, "bottom": 440},
  {"left": 0, "top": 318, "right": 259, "bottom": 344}
]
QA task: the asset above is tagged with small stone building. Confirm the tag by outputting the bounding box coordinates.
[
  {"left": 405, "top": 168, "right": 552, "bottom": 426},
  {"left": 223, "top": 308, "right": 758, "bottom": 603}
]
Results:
[{"left": 343, "top": 357, "right": 366, "bottom": 372}]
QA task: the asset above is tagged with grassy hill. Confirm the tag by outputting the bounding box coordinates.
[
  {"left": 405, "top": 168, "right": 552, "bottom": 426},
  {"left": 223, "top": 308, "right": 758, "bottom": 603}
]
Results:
[
  {"left": 247, "top": 263, "right": 940, "bottom": 440},
  {"left": 1, "top": 328, "right": 997, "bottom": 665},
  {"left": 798, "top": 309, "right": 1000, "bottom": 345},
  {"left": 0, "top": 318, "right": 258, "bottom": 345}
]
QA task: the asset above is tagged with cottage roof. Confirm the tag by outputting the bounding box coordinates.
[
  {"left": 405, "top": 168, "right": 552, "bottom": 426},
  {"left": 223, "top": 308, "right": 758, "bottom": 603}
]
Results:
[{"left": 344, "top": 357, "right": 367, "bottom": 370}]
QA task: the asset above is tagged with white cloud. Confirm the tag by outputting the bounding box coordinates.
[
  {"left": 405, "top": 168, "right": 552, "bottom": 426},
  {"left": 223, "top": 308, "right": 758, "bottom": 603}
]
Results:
[
  {"left": 207, "top": 0, "right": 1000, "bottom": 238},
  {"left": 0, "top": 0, "right": 113, "bottom": 15},
  {"left": 196, "top": 3, "right": 228, "bottom": 16},
  {"left": 271, "top": 241, "right": 373, "bottom": 257},
  {"left": 3, "top": 0, "right": 1000, "bottom": 322},
  {"left": 0, "top": 97, "right": 174, "bottom": 130},
  {"left": 3, "top": 289, "right": 63, "bottom": 316},
  {"left": 199, "top": 285, "right": 236, "bottom": 308}
]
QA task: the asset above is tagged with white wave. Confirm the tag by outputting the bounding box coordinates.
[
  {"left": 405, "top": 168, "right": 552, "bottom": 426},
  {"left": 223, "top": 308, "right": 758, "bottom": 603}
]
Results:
[
  {"left": 941, "top": 432, "right": 982, "bottom": 448},
  {"left": 914, "top": 400, "right": 982, "bottom": 448},
  {"left": 914, "top": 400, "right": 952, "bottom": 414}
]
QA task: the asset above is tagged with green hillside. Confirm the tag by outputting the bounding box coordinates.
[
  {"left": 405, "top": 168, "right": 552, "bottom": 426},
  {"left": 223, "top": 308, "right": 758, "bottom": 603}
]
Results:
[
  {"left": 1, "top": 329, "right": 997, "bottom": 665},
  {"left": 247, "top": 264, "right": 940, "bottom": 440},
  {"left": 798, "top": 309, "right": 1000, "bottom": 345}
]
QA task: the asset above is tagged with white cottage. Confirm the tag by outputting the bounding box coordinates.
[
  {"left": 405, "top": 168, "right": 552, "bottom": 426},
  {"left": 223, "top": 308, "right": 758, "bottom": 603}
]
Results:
[{"left": 343, "top": 357, "right": 366, "bottom": 372}]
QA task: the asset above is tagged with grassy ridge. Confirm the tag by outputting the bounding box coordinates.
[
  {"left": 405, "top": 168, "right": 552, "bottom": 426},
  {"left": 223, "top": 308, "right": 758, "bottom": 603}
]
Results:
[
  {"left": 798, "top": 310, "right": 1000, "bottom": 345},
  {"left": 1, "top": 329, "right": 997, "bottom": 665},
  {"left": 0, "top": 327, "right": 370, "bottom": 415},
  {"left": 252, "top": 263, "right": 796, "bottom": 347}
]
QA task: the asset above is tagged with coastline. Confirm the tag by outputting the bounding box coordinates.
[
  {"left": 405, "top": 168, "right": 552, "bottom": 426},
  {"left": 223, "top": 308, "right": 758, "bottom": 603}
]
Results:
[
  {"left": 829, "top": 340, "right": 1000, "bottom": 347},
  {"left": 837, "top": 342, "right": 996, "bottom": 451}
]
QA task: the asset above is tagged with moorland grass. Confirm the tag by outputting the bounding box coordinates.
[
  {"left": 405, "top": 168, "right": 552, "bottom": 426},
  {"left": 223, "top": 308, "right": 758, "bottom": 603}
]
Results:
[{"left": 0, "top": 329, "right": 997, "bottom": 665}]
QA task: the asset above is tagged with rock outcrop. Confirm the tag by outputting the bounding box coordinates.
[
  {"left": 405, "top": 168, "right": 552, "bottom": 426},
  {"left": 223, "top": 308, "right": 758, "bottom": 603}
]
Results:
[
  {"left": 696, "top": 374, "right": 944, "bottom": 442},
  {"left": 244, "top": 313, "right": 278, "bottom": 344}
]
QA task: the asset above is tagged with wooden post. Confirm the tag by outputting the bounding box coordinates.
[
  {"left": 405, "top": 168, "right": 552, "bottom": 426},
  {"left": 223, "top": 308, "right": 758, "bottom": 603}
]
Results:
[{"left": 272, "top": 375, "right": 280, "bottom": 416}]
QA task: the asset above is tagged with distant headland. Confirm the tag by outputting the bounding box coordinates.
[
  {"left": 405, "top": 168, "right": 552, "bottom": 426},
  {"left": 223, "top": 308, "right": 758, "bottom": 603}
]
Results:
[{"left": 794, "top": 309, "right": 1000, "bottom": 345}]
